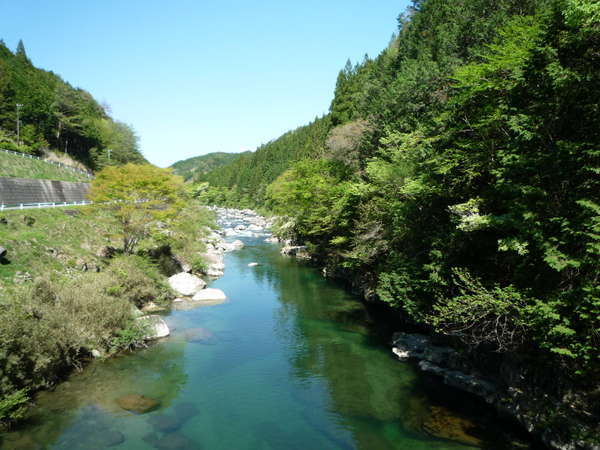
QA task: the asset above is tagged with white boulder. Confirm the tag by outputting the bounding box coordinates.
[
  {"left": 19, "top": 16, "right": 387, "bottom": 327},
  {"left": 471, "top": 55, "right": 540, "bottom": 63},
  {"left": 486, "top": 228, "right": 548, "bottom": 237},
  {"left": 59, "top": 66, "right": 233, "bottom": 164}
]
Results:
[
  {"left": 168, "top": 272, "right": 206, "bottom": 296},
  {"left": 222, "top": 240, "right": 244, "bottom": 252},
  {"left": 137, "top": 315, "right": 170, "bottom": 340},
  {"left": 192, "top": 288, "right": 227, "bottom": 303}
]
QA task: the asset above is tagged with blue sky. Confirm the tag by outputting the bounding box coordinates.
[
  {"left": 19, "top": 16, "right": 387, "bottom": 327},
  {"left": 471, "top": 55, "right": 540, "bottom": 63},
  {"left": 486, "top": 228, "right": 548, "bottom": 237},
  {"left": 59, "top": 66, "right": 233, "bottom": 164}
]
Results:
[{"left": 0, "top": 1, "right": 408, "bottom": 167}]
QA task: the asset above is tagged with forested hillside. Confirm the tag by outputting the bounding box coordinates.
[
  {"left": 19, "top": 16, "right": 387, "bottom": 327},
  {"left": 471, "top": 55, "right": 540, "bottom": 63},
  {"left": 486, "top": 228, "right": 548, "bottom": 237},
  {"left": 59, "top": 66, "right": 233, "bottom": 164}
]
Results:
[
  {"left": 0, "top": 40, "right": 145, "bottom": 170},
  {"left": 200, "top": 116, "right": 331, "bottom": 204},
  {"left": 170, "top": 151, "right": 249, "bottom": 181},
  {"left": 199, "top": 0, "right": 600, "bottom": 444}
]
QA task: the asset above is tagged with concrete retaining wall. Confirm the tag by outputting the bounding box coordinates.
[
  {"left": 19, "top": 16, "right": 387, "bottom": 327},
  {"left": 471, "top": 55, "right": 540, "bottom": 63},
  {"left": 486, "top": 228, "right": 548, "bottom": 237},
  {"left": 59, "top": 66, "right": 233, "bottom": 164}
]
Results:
[{"left": 0, "top": 177, "right": 90, "bottom": 206}]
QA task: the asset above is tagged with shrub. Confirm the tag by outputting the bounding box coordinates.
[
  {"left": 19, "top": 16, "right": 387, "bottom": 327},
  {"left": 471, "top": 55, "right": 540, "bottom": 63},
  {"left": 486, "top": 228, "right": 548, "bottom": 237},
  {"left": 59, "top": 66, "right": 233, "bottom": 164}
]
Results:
[
  {"left": 0, "top": 389, "right": 29, "bottom": 424},
  {"left": 103, "top": 255, "right": 171, "bottom": 307},
  {"left": 429, "top": 269, "right": 529, "bottom": 352}
]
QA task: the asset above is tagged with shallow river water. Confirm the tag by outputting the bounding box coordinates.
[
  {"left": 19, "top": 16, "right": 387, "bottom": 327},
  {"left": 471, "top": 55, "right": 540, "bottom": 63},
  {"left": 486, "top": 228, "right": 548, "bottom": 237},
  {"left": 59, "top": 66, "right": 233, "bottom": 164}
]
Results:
[{"left": 1, "top": 232, "right": 534, "bottom": 449}]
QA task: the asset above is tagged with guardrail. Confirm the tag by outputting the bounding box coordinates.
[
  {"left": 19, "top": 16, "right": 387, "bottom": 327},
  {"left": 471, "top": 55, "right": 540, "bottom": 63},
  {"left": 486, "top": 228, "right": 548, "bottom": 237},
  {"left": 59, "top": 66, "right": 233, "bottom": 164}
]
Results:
[
  {"left": 0, "top": 201, "right": 92, "bottom": 211},
  {"left": 0, "top": 148, "right": 94, "bottom": 178}
]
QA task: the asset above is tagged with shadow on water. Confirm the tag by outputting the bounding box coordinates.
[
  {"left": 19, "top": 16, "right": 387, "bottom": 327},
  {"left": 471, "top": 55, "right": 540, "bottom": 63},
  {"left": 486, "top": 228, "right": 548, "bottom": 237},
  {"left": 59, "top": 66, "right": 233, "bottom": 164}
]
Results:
[{"left": 1, "top": 235, "right": 538, "bottom": 450}]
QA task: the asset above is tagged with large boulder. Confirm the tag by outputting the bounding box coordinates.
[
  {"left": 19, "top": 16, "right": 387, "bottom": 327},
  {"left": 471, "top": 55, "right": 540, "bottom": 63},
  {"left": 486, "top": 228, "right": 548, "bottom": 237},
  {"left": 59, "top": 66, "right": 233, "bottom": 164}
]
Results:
[
  {"left": 221, "top": 240, "right": 244, "bottom": 252},
  {"left": 192, "top": 288, "right": 227, "bottom": 304},
  {"left": 168, "top": 272, "right": 206, "bottom": 296},
  {"left": 199, "top": 251, "right": 225, "bottom": 278},
  {"left": 137, "top": 315, "right": 170, "bottom": 340}
]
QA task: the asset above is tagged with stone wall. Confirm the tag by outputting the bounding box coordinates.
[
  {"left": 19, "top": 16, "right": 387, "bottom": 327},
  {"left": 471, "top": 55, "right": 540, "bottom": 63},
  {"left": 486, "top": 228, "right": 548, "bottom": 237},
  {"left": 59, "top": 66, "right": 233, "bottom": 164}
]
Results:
[{"left": 0, "top": 177, "right": 90, "bottom": 206}]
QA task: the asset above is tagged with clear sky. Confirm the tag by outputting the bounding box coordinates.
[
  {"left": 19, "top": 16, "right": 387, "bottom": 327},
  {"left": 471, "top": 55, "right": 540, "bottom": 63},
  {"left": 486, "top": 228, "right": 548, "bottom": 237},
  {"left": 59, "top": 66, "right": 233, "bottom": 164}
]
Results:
[{"left": 0, "top": 1, "right": 409, "bottom": 167}]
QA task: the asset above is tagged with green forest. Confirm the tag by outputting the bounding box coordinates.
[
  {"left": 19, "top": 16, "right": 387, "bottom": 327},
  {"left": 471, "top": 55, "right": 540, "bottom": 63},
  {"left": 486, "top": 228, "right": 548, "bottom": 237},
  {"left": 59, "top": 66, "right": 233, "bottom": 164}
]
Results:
[
  {"left": 170, "top": 151, "right": 249, "bottom": 181},
  {"left": 0, "top": 40, "right": 145, "bottom": 170},
  {"left": 195, "top": 0, "right": 599, "bottom": 438}
]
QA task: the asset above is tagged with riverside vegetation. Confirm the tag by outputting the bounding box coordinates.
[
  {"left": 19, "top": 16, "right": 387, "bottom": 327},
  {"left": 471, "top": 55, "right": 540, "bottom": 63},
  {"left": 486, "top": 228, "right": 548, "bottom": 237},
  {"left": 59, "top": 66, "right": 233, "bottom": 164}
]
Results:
[
  {"left": 184, "top": 0, "right": 599, "bottom": 446},
  {"left": 0, "top": 164, "right": 216, "bottom": 427}
]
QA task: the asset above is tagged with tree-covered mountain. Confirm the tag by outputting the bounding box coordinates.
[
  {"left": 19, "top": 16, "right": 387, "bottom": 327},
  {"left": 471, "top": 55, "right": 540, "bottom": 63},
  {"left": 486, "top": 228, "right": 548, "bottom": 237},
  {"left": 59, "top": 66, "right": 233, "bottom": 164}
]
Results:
[
  {"left": 197, "top": 0, "right": 600, "bottom": 444},
  {"left": 170, "top": 151, "right": 249, "bottom": 181},
  {"left": 0, "top": 39, "right": 145, "bottom": 171}
]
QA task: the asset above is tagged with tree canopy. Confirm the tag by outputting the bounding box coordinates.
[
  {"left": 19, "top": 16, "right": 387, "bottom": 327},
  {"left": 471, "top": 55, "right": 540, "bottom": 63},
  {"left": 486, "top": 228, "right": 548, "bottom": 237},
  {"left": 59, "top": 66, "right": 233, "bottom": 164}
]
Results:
[{"left": 88, "top": 164, "right": 184, "bottom": 253}]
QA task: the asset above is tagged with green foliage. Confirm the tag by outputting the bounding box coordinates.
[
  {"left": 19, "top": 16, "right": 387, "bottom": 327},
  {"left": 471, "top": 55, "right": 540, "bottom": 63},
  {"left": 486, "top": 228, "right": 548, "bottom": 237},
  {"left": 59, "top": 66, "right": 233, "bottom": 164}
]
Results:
[
  {"left": 266, "top": 159, "right": 357, "bottom": 250},
  {"left": 0, "top": 273, "right": 133, "bottom": 410},
  {"left": 201, "top": 115, "right": 332, "bottom": 206},
  {"left": 103, "top": 255, "right": 171, "bottom": 308},
  {"left": 0, "top": 389, "right": 29, "bottom": 423},
  {"left": 159, "top": 200, "right": 214, "bottom": 272},
  {"left": 109, "top": 320, "right": 148, "bottom": 353},
  {"left": 430, "top": 269, "right": 529, "bottom": 351},
  {"left": 88, "top": 164, "right": 185, "bottom": 253}
]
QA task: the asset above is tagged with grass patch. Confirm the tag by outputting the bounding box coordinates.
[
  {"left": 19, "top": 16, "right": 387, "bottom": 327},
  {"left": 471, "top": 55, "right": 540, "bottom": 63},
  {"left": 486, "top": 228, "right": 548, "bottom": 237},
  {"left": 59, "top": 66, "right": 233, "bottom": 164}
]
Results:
[{"left": 0, "top": 151, "right": 91, "bottom": 182}]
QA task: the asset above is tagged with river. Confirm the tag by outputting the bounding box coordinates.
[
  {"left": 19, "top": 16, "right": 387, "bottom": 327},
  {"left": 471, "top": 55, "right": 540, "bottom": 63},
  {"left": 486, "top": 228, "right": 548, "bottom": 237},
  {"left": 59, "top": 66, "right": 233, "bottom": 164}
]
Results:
[{"left": 0, "top": 213, "right": 534, "bottom": 449}]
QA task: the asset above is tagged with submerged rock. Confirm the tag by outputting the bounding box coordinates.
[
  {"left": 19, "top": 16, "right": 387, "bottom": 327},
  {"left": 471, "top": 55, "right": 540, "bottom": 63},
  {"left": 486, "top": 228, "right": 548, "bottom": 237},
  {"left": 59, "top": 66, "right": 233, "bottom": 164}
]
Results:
[
  {"left": 148, "top": 414, "right": 183, "bottom": 433},
  {"left": 116, "top": 394, "right": 160, "bottom": 413},
  {"left": 182, "top": 327, "right": 214, "bottom": 343},
  {"left": 422, "top": 406, "right": 483, "bottom": 447},
  {"left": 145, "top": 432, "right": 196, "bottom": 450},
  {"left": 174, "top": 402, "right": 199, "bottom": 422},
  {"left": 168, "top": 272, "right": 206, "bottom": 296}
]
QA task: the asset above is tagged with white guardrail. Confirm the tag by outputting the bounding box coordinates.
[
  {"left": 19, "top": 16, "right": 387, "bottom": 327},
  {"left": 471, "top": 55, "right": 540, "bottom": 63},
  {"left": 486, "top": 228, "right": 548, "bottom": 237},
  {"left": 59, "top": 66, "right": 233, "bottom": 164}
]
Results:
[
  {"left": 1, "top": 148, "right": 94, "bottom": 178},
  {"left": 0, "top": 201, "right": 92, "bottom": 211}
]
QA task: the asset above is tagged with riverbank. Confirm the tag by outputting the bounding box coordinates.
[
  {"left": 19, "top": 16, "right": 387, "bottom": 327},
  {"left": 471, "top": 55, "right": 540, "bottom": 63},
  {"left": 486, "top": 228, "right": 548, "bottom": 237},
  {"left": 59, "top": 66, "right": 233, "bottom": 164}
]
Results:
[
  {"left": 272, "top": 227, "right": 599, "bottom": 450},
  {"left": 0, "top": 201, "right": 215, "bottom": 425}
]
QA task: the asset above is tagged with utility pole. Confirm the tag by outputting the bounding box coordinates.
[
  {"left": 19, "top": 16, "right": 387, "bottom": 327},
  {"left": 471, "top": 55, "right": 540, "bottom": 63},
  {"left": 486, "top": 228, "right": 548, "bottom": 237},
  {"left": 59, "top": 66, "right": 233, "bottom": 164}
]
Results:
[{"left": 16, "top": 104, "right": 22, "bottom": 147}]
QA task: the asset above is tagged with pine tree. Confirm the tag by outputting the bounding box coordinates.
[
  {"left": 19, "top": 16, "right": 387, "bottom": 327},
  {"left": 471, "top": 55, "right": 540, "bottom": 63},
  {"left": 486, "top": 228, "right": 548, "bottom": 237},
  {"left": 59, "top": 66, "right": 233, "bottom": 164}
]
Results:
[{"left": 15, "top": 39, "right": 28, "bottom": 61}]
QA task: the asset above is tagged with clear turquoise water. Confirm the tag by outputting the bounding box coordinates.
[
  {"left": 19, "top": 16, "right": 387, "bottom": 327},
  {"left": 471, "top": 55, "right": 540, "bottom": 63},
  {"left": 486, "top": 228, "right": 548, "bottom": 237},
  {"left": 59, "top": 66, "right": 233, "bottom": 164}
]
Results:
[{"left": 1, "top": 238, "right": 531, "bottom": 449}]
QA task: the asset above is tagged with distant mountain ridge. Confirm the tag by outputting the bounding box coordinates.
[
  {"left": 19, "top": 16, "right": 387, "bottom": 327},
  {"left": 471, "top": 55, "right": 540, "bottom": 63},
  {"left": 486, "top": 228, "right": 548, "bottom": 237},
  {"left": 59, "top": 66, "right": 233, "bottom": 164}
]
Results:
[{"left": 169, "top": 151, "right": 250, "bottom": 181}]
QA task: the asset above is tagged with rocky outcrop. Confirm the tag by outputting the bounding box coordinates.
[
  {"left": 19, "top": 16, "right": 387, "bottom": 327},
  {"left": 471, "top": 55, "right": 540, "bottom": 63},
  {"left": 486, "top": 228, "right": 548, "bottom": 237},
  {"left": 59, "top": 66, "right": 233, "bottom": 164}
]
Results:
[
  {"left": 168, "top": 272, "right": 206, "bottom": 296},
  {"left": 281, "top": 245, "right": 310, "bottom": 259},
  {"left": 392, "top": 333, "right": 497, "bottom": 402},
  {"left": 392, "top": 332, "right": 600, "bottom": 450}
]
